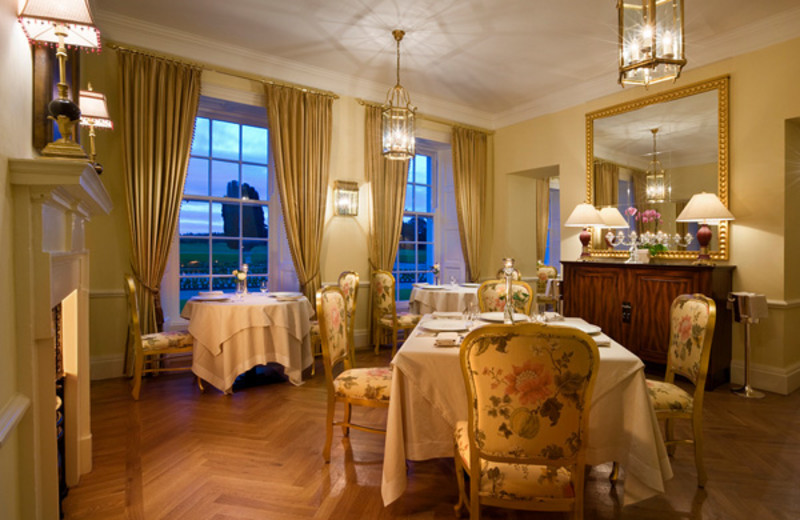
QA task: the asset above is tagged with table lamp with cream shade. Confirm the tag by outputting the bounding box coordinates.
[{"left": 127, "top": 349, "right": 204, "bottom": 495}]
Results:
[
  {"left": 18, "top": 0, "right": 101, "bottom": 158},
  {"left": 677, "top": 192, "right": 734, "bottom": 265},
  {"left": 79, "top": 84, "right": 113, "bottom": 173},
  {"left": 565, "top": 203, "right": 605, "bottom": 261}
]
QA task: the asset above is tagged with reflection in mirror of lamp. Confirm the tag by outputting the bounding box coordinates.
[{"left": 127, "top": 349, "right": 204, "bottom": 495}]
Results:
[{"left": 586, "top": 76, "right": 730, "bottom": 261}]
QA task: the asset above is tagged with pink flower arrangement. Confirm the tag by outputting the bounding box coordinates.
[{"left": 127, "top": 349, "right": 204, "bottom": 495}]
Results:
[{"left": 624, "top": 206, "right": 662, "bottom": 224}]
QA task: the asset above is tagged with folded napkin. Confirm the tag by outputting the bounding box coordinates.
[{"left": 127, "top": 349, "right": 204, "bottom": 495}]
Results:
[
  {"left": 198, "top": 290, "right": 223, "bottom": 297},
  {"left": 434, "top": 332, "right": 460, "bottom": 347},
  {"left": 432, "top": 311, "right": 463, "bottom": 319},
  {"left": 542, "top": 312, "right": 564, "bottom": 322},
  {"left": 593, "top": 333, "right": 612, "bottom": 347},
  {"left": 413, "top": 283, "right": 429, "bottom": 288}
]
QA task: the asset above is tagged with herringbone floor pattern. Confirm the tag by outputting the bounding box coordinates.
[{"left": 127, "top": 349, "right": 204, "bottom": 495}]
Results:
[{"left": 63, "top": 352, "right": 800, "bottom": 520}]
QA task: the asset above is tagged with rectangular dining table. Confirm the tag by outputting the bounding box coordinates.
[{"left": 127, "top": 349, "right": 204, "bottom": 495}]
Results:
[
  {"left": 181, "top": 292, "right": 314, "bottom": 393},
  {"left": 381, "top": 316, "right": 673, "bottom": 507}
]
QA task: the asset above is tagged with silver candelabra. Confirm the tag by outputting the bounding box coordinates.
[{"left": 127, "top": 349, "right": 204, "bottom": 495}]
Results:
[{"left": 605, "top": 230, "right": 693, "bottom": 263}]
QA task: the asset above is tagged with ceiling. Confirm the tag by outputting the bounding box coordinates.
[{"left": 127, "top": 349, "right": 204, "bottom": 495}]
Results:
[{"left": 91, "top": 0, "right": 800, "bottom": 128}]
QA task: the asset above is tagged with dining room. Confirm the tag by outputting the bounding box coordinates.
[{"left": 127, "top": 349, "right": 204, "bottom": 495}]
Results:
[{"left": 1, "top": 1, "right": 800, "bottom": 519}]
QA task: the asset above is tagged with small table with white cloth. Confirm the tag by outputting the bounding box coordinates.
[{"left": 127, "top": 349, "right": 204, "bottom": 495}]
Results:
[
  {"left": 181, "top": 292, "right": 314, "bottom": 393},
  {"left": 408, "top": 283, "right": 480, "bottom": 315},
  {"left": 381, "top": 315, "right": 672, "bottom": 507}
]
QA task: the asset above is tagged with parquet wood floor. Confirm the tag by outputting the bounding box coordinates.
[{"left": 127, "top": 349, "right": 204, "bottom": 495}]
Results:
[{"left": 63, "top": 352, "right": 800, "bottom": 520}]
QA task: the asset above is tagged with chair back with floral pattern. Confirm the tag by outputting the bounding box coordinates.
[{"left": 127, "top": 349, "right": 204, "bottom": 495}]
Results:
[
  {"left": 317, "top": 286, "right": 353, "bottom": 386},
  {"left": 477, "top": 279, "right": 534, "bottom": 315},
  {"left": 372, "top": 269, "right": 397, "bottom": 320},
  {"left": 536, "top": 265, "right": 558, "bottom": 296},
  {"left": 338, "top": 270, "right": 360, "bottom": 344},
  {"left": 460, "top": 323, "right": 599, "bottom": 468},
  {"left": 666, "top": 294, "right": 716, "bottom": 387}
]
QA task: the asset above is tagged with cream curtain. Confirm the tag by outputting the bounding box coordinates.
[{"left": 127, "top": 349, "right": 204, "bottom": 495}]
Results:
[
  {"left": 264, "top": 84, "right": 333, "bottom": 303},
  {"left": 118, "top": 50, "right": 201, "bottom": 334},
  {"left": 535, "top": 178, "right": 550, "bottom": 264},
  {"left": 365, "top": 105, "right": 410, "bottom": 271},
  {"left": 451, "top": 127, "right": 488, "bottom": 282},
  {"left": 594, "top": 160, "right": 620, "bottom": 207}
]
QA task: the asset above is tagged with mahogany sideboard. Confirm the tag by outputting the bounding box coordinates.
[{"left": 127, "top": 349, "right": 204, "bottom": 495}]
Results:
[{"left": 561, "top": 261, "right": 734, "bottom": 389}]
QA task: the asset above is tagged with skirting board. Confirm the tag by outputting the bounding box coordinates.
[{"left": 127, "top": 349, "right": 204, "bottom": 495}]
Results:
[
  {"left": 730, "top": 359, "right": 800, "bottom": 395},
  {"left": 92, "top": 328, "right": 374, "bottom": 380}
]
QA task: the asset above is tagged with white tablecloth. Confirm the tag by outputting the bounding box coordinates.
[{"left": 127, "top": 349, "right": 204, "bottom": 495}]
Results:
[
  {"left": 181, "top": 293, "right": 314, "bottom": 392},
  {"left": 408, "top": 285, "right": 479, "bottom": 315},
  {"left": 381, "top": 317, "right": 672, "bottom": 507}
]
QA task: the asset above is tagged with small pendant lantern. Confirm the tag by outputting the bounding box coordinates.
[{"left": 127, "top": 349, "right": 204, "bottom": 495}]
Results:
[{"left": 382, "top": 29, "right": 416, "bottom": 160}]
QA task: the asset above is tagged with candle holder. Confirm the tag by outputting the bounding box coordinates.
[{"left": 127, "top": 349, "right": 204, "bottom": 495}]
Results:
[
  {"left": 606, "top": 230, "right": 693, "bottom": 263},
  {"left": 502, "top": 257, "right": 515, "bottom": 324}
]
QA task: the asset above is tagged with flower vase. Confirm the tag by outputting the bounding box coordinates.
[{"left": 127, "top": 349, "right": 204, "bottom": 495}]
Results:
[
  {"left": 236, "top": 279, "right": 247, "bottom": 297},
  {"left": 635, "top": 249, "right": 651, "bottom": 264}
]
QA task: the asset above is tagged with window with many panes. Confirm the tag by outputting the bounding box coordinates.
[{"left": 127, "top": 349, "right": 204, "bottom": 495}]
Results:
[
  {"left": 393, "top": 153, "right": 435, "bottom": 301},
  {"left": 178, "top": 97, "right": 270, "bottom": 309}
]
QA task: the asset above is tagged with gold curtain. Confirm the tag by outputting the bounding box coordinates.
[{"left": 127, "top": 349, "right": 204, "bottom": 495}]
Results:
[
  {"left": 594, "top": 160, "right": 619, "bottom": 207},
  {"left": 451, "top": 127, "right": 488, "bottom": 282},
  {"left": 264, "top": 84, "right": 333, "bottom": 303},
  {"left": 365, "top": 105, "right": 410, "bottom": 271},
  {"left": 631, "top": 169, "right": 647, "bottom": 233},
  {"left": 118, "top": 50, "right": 201, "bottom": 334},
  {"left": 535, "top": 178, "right": 550, "bottom": 263}
]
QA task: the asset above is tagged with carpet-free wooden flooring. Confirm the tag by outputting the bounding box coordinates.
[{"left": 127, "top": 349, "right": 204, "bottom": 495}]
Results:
[{"left": 63, "top": 352, "right": 800, "bottom": 520}]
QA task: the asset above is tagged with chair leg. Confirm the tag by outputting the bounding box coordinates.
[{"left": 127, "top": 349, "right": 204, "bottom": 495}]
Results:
[
  {"left": 609, "top": 461, "right": 620, "bottom": 483},
  {"left": 373, "top": 324, "right": 381, "bottom": 355},
  {"left": 469, "top": 473, "right": 481, "bottom": 520},
  {"left": 665, "top": 418, "right": 677, "bottom": 457},
  {"left": 453, "top": 453, "right": 467, "bottom": 517},
  {"left": 323, "top": 396, "right": 336, "bottom": 463},
  {"left": 573, "top": 465, "right": 585, "bottom": 520},
  {"left": 693, "top": 415, "right": 707, "bottom": 487},
  {"left": 391, "top": 328, "right": 398, "bottom": 358},
  {"left": 342, "top": 403, "right": 352, "bottom": 437},
  {"left": 131, "top": 349, "right": 145, "bottom": 400}
]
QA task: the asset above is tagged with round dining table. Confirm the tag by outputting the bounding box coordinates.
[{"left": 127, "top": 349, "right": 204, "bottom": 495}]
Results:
[{"left": 408, "top": 283, "right": 480, "bottom": 315}]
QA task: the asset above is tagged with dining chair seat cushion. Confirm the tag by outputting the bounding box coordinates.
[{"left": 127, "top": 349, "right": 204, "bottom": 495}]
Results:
[
  {"left": 646, "top": 379, "right": 694, "bottom": 413},
  {"left": 454, "top": 421, "right": 575, "bottom": 500},
  {"left": 310, "top": 320, "right": 320, "bottom": 336},
  {"left": 333, "top": 367, "right": 392, "bottom": 401},
  {"left": 379, "top": 313, "right": 421, "bottom": 329},
  {"left": 141, "top": 330, "right": 193, "bottom": 352}
]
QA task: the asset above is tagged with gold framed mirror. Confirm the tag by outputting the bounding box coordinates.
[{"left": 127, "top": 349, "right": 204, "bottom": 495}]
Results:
[{"left": 585, "top": 76, "right": 729, "bottom": 261}]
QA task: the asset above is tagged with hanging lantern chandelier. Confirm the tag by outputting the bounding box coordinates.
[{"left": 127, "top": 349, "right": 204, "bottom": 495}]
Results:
[
  {"left": 382, "top": 29, "right": 416, "bottom": 160},
  {"left": 618, "top": 0, "right": 686, "bottom": 87},
  {"left": 645, "top": 128, "right": 668, "bottom": 203}
]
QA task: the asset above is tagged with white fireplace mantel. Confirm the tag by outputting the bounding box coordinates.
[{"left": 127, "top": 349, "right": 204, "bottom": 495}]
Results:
[{"left": 10, "top": 157, "right": 112, "bottom": 520}]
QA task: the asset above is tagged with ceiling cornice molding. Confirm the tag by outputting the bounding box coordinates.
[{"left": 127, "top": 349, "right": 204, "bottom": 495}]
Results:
[{"left": 94, "top": 11, "right": 497, "bottom": 129}]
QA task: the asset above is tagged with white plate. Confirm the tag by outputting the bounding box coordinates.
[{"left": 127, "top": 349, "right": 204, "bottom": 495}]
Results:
[
  {"left": 460, "top": 283, "right": 480, "bottom": 288},
  {"left": 423, "top": 285, "right": 446, "bottom": 290},
  {"left": 421, "top": 319, "right": 469, "bottom": 332},
  {"left": 547, "top": 321, "right": 602, "bottom": 335},
  {"left": 270, "top": 292, "right": 302, "bottom": 298},
  {"left": 192, "top": 294, "right": 229, "bottom": 302},
  {"left": 198, "top": 290, "right": 223, "bottom": 297},
  {"left": 478, "top": 312, "right": 530, "bottom": 323}
]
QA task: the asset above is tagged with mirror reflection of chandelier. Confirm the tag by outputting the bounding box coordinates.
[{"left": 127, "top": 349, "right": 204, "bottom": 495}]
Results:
[
  {"left": 618, "top": 0, "right": 686, "bottom": 87},
  {"left": 645, "top": 128, "right": 668, "bottom": 203},
  {"left": 382, "top": 29, "right": 416, "bottom": 160}
]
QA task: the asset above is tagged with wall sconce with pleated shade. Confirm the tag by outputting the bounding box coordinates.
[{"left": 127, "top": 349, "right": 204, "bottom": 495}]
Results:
[
  {"left": 333, "top": 181, "right": 359, "bottom": 216},
  {"left": 382, "top": 30, "right": 416, "bottom": 160},
  {"left": 618, "top": 0, "right": 686, "bottom": 87},
  {"left": 19, "top": 0, "right": 101, "bottom": 158},
  {"left": 676, "top": 192, "right": 734, "bottom": 265},
  {"left": 79, "top": 84, "right": 112, "bottom": 173}
]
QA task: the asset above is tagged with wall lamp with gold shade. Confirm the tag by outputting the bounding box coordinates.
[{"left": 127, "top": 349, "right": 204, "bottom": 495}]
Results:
[
  {"left": 382, "top": 29, "right": 416, "bottom": 160},
  {"left": 618, "top": 0, "right": 686, "bottom": 87},
  {"left": 333, "top": 181, "right": 359, "bottom": 216},
  {"left": 79, "top": 84, "right": 112, "bottom": 173},
  {"left": 676, "top": 192, "right": 734, "bottom": 265},
  {"left": 18, "top": 0, "right": 101, "bottom": 158},
  {"left": 565, "top": 203, "right": 605, "bottom": 261}
]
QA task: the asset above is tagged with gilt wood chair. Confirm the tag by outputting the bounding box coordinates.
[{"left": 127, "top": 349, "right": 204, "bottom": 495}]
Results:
[
  {"left": 536, "top": 265, "right": 559, "bottom": 312},
  {"left": 310, "top": 270, "right": 360, "bottom": 375},
  {"left": 317, "top": 285, "right": 391, "bottom": 462},
  {"left": 372, "top": 270, "right": 420, "bottom": 357},
  {"left": 454, "top": 323, "right": 600, "bottom": 519},
  {"left": 124, "top": 274, "right": 193, "bottom": 400},
  {"left": 646, "top": 293, "right": 717, "bottom": 487},
  {"left": 476, "top": 279, "right": 534, "bottom": 316}
]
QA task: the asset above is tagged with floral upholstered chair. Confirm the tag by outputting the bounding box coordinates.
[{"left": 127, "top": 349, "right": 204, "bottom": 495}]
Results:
[
  {"left": 477, "top": 279, "right": 534, "bottom": 316},
  {"left": 310, "top": 271, "right": 360, "bottom": 376},
  {"left": 454, "top": 323, "right": 599, "bottom": 519},
  {"left": 646, "top": 293, "right": 716, "bottom": 487},
  {"left": 317, "top": 286, "right": 391, "bottom": 462},
  {"left": 124, "top": 274, "right": 193, "bottom": 400},
  {"left": 535, "top": 265, "right": 559, "bottom": 313},
  {"left": 372, "top": 270, "right": 420, "bottom": 356}
]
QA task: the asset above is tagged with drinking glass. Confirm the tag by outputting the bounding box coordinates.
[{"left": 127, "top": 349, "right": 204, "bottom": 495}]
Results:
[
  {"left": 260, "top": 280, "right": 269, "bottom": 294},
  {"left": 450, "top": 276, "right": 456, "bottom": 287}
]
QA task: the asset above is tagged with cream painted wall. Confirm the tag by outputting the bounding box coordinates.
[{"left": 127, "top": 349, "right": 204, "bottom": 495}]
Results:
[
  {"left": 0, "top": 0, "right": 35, "bottom": 517},
  {"left": 669, "top": 162, "right": 717, "bottom": 201},
  {"left": 493, "top": 37, "right": 800, "bottom": 392}
]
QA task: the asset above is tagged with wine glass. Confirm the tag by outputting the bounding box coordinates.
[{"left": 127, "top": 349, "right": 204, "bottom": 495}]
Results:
[
  {"left": 450, "top": 275, "right": 456, "bottom": 287},
  {"left": 260, "top": 280, "right": 269, "bottom": 294}
]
